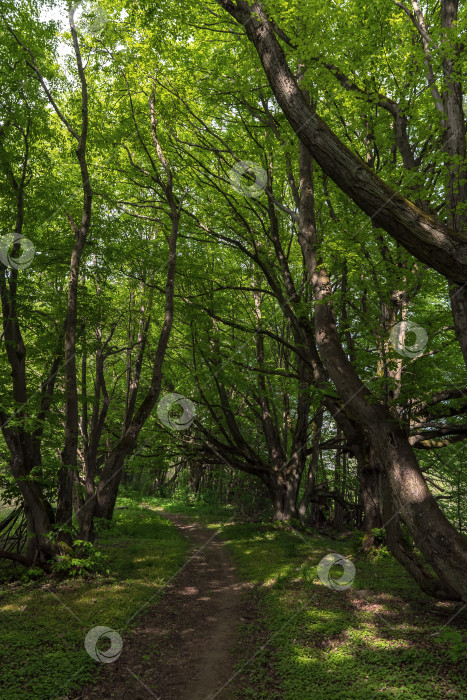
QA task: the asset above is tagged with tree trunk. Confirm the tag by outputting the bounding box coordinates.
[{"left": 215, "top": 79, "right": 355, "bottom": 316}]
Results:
[
  {"left": 294, "top": 138, "right": 467, "bottom": 600},
  {"left": 20, "top": 481, "right": 53, "bottom": 562},
  {"left": 268, "top": 471, "right": 300, "bottom": 521},
  {"left": 56, "top": 8, "right": 93, "bottom": 539},
  {"left": 95, "top": 450, "right": 129, "bottom": 520},
  {"left": 359, "top": 462, "right": 382, "bottom": 533},
  {"left": 298, "top": 407, "right": 323, "bottom": 524},
  {"left": 216, "top": 0, "right": 467, "bottom": 284}
]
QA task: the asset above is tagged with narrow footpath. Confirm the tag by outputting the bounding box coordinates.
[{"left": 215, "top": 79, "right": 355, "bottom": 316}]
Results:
[{"left": 73, "top": 511, "right": 246, "bottom": 700}]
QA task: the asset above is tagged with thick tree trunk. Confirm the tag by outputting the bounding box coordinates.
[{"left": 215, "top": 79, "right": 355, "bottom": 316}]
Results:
[
  {"left": 94, "top": 442, "right": 133, "bottom": 520},
  {"left": 359, "top": 462, "right": 382, "bottom": 533},
  {"left": 216, "top": 0, "right": 467, "bottom": 285},
  {"left": 449, "top": 282, "right": 467, "bottom": 367},
  {"left": 333, "top": 447, "right": 347, "bottom": 532},
  {"left": 268, "top": 471, "right": 301, "bottom": 521},
  {"left": 441, "top": 0, "right": 467, "bottom": 367},
  {"left": 190, "top": 463, "right": 204, "bottom": 494},
  {"left": 314, "top": 245, "right": 467, "bottom": 601},
  {"left": 298, "top": 408, "right": 323, "bottom": 524},
  {"left": 20, "top": 481, "right": 53, "bottom": 562},
  {"left": 381, "top": 470, "right": 458, "bottom": 600},
  {"left": 293, "top": 139, "right": 467, "bottom": 600}
]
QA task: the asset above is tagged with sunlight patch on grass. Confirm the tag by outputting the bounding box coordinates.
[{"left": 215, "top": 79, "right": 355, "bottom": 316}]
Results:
[
  {"left": 0, "top": 498, "right": 188, "bottom": 700},
  {"left": 191, "top": 508, "right": 467, "bottom": 700}
]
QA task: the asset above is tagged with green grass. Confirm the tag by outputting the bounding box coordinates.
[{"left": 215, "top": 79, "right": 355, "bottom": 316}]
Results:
[
  {"left": 141, "top": 491, "right": 269, "bottom": 526},
  {"left": 145, "top": 496, "right": 467, "bottom": 700},
  {"left": 0, "top": 497, "right": 188, "bottom": 699},
  {"left": 222, "top": 522, "right": 467, "bottom": 699},
  {"left": 0, "top": 489, "right": 15, "bottom": 520},
  {"left": 2, "top": 493, "right": 465, "bottom": 699},
  {"left": 138, "top": 492, "right": 239, "bottom": 521}
]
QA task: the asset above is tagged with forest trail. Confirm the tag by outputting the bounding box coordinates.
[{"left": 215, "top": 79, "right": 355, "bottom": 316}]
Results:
[{"left": 74, "top": 510, "right": 245, "bottom": 700}]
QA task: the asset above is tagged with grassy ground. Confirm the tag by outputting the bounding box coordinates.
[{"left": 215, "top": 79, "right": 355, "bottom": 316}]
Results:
[
  {"left": 0, "top": 492, "right": 15, "bottom": 520},
  {"left": 0, "top": 502, "right": 14, "bottom": 519},
  {"left": 0, "top": 497, "right": 188, "bottom": 699},
  {"left": 1, "top": 493, "right": 466, "bottom": 699},
  {"left": 146, "top": 495, "right": 467, "bottom": 700}
]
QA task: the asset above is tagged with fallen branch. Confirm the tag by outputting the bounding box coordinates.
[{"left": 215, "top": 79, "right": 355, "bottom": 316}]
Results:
[
  {"left": 0, "top": 548, "right": 52, "bottom": 572},
  {"left": 0, "top": 548, "right": 34, "bottom": 567}
]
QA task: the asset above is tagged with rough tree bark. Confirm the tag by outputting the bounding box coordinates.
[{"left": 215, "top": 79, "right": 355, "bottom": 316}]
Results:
[
  {"left": 216, "top": 1, "right": 467, "bottom": 316},
  {"left": 297, "top": 406, "right": 323, "bottom": 524},
  {"left": 299, "top": 140, "right": 467, "bottom": 601}
]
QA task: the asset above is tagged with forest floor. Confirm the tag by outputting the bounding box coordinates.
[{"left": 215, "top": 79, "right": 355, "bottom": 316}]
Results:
[
  {"left": 0, "top": 499, "right": 189, "bottom": 699},
  {"left": 72, "top": 508, "right": 248, "bottom": 699},
  {"left": 1, "top": 494, "right": 467, "bottom": 699},
  {"left": 154, "top": 500, "right": 467, "bottom": 699}
]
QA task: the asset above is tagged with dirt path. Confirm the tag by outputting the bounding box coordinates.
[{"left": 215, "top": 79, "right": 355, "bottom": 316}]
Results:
[{"left": 73, "top": 511, "right": 245, "bottom": 700}]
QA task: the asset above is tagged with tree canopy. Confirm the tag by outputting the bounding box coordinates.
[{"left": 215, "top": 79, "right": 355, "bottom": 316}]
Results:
[{"left": 0, "top": 0, "right": 466, "bottom": 603}]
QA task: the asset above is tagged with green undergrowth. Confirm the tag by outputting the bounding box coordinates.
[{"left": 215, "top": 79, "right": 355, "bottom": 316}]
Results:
[
  {"left": 0, "top": 497, "right": 188, "bottom": 699},
  {"left": 226, "top": 527, "right": 467, "bottom": 699},
  {"left": 140, "top": 491, "right": 261, "bottom": 525},
  {"left": 150, "top": 496, "right": 467, "bottom": 700},
  {"left": 3, "top": 493, "right": 465, "bottom": 699}
]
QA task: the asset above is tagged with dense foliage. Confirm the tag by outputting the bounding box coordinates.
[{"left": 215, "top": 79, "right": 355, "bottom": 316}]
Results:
[{"left": 0, "top": 0, "right": 466, "bottom": 604}]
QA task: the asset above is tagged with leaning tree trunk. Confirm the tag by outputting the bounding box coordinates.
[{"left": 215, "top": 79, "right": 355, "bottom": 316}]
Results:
[
  {"left": 314, "top": 237, "right": 467, "bottom": 602},
  {"left": 381, "top": 469, "right": 458, "bottom": 600},
  {"left": 216, "top": 0, "right": 467, "bottom": 284},
  {"left": 295, "top": 139, "right": 467, "bottom": 601},
  {"left": 94, "top": 441, "right": 133, "bottom": 521}
]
